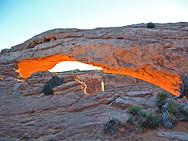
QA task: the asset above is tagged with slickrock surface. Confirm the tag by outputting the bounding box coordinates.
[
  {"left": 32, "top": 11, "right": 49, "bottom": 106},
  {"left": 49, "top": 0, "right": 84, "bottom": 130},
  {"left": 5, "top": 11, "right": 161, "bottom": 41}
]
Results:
[
  {"left": 1, "top": 22, "right": 188, "bottom": 95},
  {"left": 155, "top": 131, "right": 188, "bottom": 141},
  {"left": 0, "top": 70, "right": 161, "bottom": 140},
  {"left": 0, "top": 23, "right": 188, "bottom": 140},
  {"left": 0, "top": 69, "right": 187, "bottom": 140},
  {"left": 1, "top": 70, "right": 188, "bottom": 140}
]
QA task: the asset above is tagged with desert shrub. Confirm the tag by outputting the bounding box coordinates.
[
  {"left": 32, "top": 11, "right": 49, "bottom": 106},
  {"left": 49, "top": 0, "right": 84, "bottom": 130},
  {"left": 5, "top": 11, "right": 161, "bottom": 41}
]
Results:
[
  {"left": 162, "top": 111, "right": 177, "bottom": 129},
  {"left": 43, "top": 82, "right": 54, "bottom": 95},
  {"left": 136, "top": 111, "right": 160, "bottom": 133},
  {"left": 127, "top": 106, "right": 144, "bottom": 124},
  {"left": 127, "top": 105, "right": 142, "bottom": 116},
  {"left": 127, "top": 106, "right": 160, "bottom": 133},
  {"left": 102, "top": 118, "right": 120, "bottom": 135},
  {"left": 146, "top": 22, "right": 155, "bottom": 28},
  {"left": 146, "top": 112, "right": 160, "bottom": 129},
  {"left": 136, "top": 117, "right": 147, "bottom": 133},
  {"left": 49, "top": 75, "right": 64, "bottom": 87},
  {"left": 43, "top": 75, "right": 64, "bottom": 95},
  {"left": 166, "top": 100, "right": 179, "bottom": 115},
  {"left": 162, "top": 102, "right": 177, "bottom": 129},
  {"left": 156, "top": 91, "right": 168, "bottom": 110},
  {"left": 178, "top": 75, "right": 188, "bottom": 98}
]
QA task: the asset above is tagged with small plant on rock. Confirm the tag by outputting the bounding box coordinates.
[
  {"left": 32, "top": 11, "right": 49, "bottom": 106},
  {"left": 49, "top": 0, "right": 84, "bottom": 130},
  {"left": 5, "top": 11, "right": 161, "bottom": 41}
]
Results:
[
  {"left": 166, "top": 100, "right": 179, "bottom": 115},
  {"left": 102, "top": 118, "right": 120, "bottom": 135},
  {"left": 146, "top": 22, "right": 155, "bottom": 28},
  {"left": 127, "top": 105, "right": 143, "bottom": 123},
  {"left": 146, "top": 112, "right": 160, "bottom": 129},
  {"left": 127, "top": 105, "right": 142, "bottom": 116},
  {"left": 43, "top": 82, "right": 54, "bottom": 95},
  {"left": 156, "top": 91, "right": 168, "bottom": 110},
  {"left": 162, "top": 102, "right": 177, "bottom": 129},
  {"left": 127, "top": 106, "right": 160, "bottom": 133},
  {"left": 136, "top": 111, "right": 160, "bottom": 133},
  {"left": 43, "top": 75, "right": 64, "bottom": 95}
]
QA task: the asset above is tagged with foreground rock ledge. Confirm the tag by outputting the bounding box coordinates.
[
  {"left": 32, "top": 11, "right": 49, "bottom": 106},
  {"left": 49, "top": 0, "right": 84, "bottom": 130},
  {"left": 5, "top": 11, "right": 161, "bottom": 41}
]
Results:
[{"left": 1, "top": 22, "right": 188, "bottom": 95}]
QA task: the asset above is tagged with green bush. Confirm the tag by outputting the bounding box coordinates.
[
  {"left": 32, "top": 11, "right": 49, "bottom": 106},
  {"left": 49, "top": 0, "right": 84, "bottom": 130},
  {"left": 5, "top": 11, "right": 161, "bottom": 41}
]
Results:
[
  {"left": 127, "top": 105, "right": 142, "bottom": 116},
  {"left": 146, "top": 22, "right": 155, "bottom": 28},
  {"left": 162, "top": 101, "right": 178, "bottom": 129},
  {"left": 136, "top": 111, "right": 160, "bottom": 133},
  {"left": 102, "top": 118, "right": 120, "bottom": 135},
  {"left": 127, "top": 107, "right": 146, "bottom": 124},
  {"left": 43, "top": 82, "right": 54, "bottom": 95},
  {"left": 127, "top": 106, "right": 160, "bottom": 133},
  {"left": 162, "top": 111, "right": 177, "bottom": 129},
  {"left": 43, "top": 75, "right": 64, "bottom": 95},
  {"left": 166, "top": 100, "right": 179, "bottom": 115},
  {"left": 146, "top": 112, "right": 160, "bottom": 129},
  {"left": 156, "top": 91, "right": 168, "bottom": 110}
]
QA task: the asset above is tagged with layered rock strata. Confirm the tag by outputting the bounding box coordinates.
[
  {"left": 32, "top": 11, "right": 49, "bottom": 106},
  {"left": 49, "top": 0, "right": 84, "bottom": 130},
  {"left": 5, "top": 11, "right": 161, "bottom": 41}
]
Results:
[
  {"left": 0, "top": 70, "right": 163, "bottom": 140},
  {"left": 1, "top": 22, "right": 188, "bottom": 95},
  {"left": 1, "top": 70, "right": 188, "bottom": 140}
]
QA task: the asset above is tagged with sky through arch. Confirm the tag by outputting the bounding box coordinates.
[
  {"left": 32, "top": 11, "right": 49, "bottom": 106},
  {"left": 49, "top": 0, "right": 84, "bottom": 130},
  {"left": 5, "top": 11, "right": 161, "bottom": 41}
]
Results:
[{"left": 49, "top": 61, "right": 102, "bottom": 72}]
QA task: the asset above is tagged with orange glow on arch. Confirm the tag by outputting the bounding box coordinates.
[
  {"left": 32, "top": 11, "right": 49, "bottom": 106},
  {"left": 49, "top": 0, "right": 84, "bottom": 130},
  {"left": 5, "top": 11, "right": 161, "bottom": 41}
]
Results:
[
  {"left": 17, "top": 54, "right": 181, "bottom": 96},
  {"left": 17, "top": 54, "right": 76, "bottom": 78},
  {"left": 102, "top": 65, "right": 181, "bottom": 96}
]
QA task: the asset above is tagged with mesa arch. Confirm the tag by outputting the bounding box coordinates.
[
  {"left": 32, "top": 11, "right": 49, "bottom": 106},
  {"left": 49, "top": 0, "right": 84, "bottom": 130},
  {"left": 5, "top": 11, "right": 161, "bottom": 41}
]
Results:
[{"left": 1, "top": 22, "right": 188, "bottom": 96}]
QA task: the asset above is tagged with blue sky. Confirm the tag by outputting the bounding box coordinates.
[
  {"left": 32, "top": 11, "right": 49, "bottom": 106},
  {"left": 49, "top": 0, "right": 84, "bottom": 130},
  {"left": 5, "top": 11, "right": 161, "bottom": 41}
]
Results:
[{"left": 0, "top": 0, "right": 188, "bottom": 51}]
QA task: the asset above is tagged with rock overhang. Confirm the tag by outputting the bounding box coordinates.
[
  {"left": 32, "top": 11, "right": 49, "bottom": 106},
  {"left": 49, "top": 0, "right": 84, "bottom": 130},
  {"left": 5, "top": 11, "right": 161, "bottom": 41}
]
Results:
[{"left": 1, "top": 22, "right": 188, "bottom": 96}]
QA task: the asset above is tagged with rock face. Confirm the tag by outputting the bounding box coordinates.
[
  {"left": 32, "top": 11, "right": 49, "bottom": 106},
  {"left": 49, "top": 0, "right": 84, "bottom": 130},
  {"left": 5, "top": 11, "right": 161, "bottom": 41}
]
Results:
[
  {"left": 155, "top": 131, "right": 188, "bottom": 141},
  {"left": 1, "top": 69, "right": 187, "bottom": 140},
  {"left": 0, "top": 70, "right": 164, "bottom": 140},
  {"left": 1, "top": 22, "right": 188, "bottom": 95},
  {"left": 0, "top": 23, "right": 188, "bottom": 140}
]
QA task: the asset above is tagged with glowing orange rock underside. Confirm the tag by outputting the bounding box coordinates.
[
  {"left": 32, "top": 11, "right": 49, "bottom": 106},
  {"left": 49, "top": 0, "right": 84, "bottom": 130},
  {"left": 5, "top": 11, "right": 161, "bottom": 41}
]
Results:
[
  {"left": 102, "top": 66, "right": 180, "bottom": 96},
  {"left": 17, "top": 54, "right": 76, "bottom": 78},
  {"left": 17, "top": 54, "right": 181, "bottom": 96}
]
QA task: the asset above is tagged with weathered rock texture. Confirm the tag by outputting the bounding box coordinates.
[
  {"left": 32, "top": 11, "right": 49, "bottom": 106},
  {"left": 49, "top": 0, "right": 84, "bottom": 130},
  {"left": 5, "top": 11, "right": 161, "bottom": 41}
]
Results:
[
  {"left": 1, "top": 22, "right": 188, "bottom": 95},
  {"left": 155, "top": 131, "right": 188, "bottom": 141},
  {"left": 1, "top": 70, "right": 188, "bottom": 140},
  {"left": 0, "top": 70, "right": 162, "bottom": 140}
]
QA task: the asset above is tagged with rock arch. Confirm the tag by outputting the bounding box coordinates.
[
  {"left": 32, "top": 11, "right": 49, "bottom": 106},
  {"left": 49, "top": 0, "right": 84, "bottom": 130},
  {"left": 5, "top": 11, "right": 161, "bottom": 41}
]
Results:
[{"left": 1, "top": 23, "right": 188, "bottom": 96}]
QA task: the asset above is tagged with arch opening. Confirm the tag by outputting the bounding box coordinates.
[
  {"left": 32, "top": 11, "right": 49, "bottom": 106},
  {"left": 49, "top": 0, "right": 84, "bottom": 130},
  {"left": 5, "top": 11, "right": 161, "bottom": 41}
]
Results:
[
  {"left": 49, "top": 61, "right": 102, "bottom": 72},
  {"left": 49, "top": 60, "right": 103, "bottom": 95},
  {"left": 17, "top": 54, "right": 105, "bottom": 95}
]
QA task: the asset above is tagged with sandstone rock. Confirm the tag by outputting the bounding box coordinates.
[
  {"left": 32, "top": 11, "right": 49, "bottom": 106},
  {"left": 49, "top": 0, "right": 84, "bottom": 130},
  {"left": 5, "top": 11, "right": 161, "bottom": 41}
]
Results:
[
  {"left": 0, "top": 69, "right": 163, "bottom": 140},
  {"left": 155, "top": 131, "right": 188, "bottom": 141},
  {"left": 1, "top": 23, "right": 188, "bottom": 140},
  {"left": 112, "top": 96, "right": 138, "bottom": 108},
  {"left": 126, "top": 90, "right": 152, "bottom": 97},
  {"left": 1, "top": 23, "right": 188, "bottom": 95}
]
